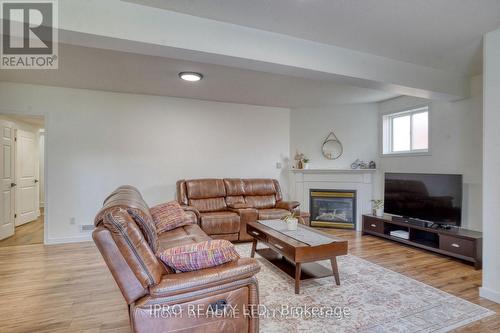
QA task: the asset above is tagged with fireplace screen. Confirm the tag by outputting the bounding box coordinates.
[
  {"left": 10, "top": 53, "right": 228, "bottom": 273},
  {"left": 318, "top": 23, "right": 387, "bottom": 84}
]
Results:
[{"left": 309, "top": 190, "right": 356, "bottom": 229}]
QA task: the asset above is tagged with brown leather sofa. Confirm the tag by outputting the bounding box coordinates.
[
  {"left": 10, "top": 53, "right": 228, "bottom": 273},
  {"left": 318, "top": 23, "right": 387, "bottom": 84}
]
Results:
[
  {"left": 177, "top": 178, "right": 300, "bottom": 241},
  {"left": 93, "top": 186, "right": 260, "bottom": 333}
]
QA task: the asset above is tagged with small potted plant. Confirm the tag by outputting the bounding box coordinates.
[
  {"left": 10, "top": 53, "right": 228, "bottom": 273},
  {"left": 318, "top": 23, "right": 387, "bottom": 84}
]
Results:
[
  {"left": 371, "top": 199, "right": 384, "bottom": 217},
  {"left": 281, "top": 212, "right": 299, "bottom": 231},
  {"left": 302, "top": 158, "right": 310, "bottom": 169}
]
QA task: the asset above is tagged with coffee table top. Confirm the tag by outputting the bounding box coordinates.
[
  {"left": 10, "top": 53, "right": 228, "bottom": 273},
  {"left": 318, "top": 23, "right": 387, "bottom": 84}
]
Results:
[{"left": 250, "top": 219, "right": 345, "bottom": 248}]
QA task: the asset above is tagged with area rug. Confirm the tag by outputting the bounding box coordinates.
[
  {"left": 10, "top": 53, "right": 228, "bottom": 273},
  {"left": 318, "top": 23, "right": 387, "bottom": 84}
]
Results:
[{"left": 235, "top": 244, "right": 494, "bottom": 332}]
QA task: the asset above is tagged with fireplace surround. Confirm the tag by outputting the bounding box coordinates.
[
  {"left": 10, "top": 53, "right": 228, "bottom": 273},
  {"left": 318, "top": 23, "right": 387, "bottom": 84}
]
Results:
[{"left": 288, "top": 169, "right": 375, "bottom": 230}]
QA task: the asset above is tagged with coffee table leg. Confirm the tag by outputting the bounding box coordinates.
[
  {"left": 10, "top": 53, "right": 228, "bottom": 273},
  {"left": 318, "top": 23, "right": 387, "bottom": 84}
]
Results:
[
  {"left": 250, "top": 239, "right": 257, "bottom": 258},
  {"left": 295, "top": 263, "right": 301, "bottom": 294},
  {"left": 330, "top": 257, "right": 340, "bottom": 286}
]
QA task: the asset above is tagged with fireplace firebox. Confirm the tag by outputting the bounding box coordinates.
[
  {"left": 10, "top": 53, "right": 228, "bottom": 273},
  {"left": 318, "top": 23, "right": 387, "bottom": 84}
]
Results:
[{"left": 309, "top": 189, "right": 356, "bottom": 229}]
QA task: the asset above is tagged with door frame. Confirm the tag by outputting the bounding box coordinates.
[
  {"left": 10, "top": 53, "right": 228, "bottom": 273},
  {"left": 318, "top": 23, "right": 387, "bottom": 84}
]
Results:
[{"left": 0, "top": 109, "right": 49, "bottom": 244}]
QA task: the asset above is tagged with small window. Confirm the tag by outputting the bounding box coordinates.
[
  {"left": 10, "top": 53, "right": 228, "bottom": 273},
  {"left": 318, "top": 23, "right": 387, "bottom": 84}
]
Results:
[{"left": 382, "top": 106, "right": 429, "bottom": 155}]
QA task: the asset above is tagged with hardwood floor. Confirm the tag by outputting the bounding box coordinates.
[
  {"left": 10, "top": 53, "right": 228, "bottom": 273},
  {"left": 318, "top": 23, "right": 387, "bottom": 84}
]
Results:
[
  {"left": 0, "top": 212, "right": 44, "bottom": 247},
  {"left": 0, "top": 229, "right": 498, "bottom": 332}
]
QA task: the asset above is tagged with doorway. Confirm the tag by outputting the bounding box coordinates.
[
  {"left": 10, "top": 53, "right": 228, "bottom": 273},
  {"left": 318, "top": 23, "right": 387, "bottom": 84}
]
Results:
[{"left": 0, "top": 114, "right": 45, "bottom": 247}]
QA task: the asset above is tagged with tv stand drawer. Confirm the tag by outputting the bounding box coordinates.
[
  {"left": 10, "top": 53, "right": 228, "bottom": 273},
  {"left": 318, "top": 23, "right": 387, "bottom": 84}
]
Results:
[
  {"left": 439, "top": 235, "right": 474, "bottom": 257},
  {"left": 363, "top": 217, "right": 384, "bottom": 234}
]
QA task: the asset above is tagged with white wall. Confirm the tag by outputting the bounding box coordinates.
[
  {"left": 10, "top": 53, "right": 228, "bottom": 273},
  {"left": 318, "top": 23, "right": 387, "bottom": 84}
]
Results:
[
  {"left": 290, "top": 104, "right": 379, "bottom": 169},
  {"left": 378, "top": 76, "right": 483, "bottom": 231},
  {"left": 290, "top": 77, "right": 483, "bottom": 231},
  {"left": 480, "top": 28, "right": 500, "bottom": 304},
  {"left": 0, "top": 82, "right": 290, "bottom": 243}
]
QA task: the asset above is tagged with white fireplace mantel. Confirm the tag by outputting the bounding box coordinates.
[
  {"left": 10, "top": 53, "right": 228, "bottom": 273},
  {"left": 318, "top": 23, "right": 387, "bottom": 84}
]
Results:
[{"left": 288, "top": 169, "right": 376, "bottom": 230}]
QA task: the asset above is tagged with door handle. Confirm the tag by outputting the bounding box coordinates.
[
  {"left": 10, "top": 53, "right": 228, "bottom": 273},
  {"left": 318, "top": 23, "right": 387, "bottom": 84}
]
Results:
[
  {"left": 10, "top": 183, "right": 16, "bottom": 188},
  {"left": 34, "top": 179, "right": 39, "bottom": 183}
]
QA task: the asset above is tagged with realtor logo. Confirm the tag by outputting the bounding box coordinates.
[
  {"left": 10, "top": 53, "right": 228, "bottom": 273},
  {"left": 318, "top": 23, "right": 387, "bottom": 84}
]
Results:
[{"left": 1, "top": 0, "right": 58, "bottom": 69}]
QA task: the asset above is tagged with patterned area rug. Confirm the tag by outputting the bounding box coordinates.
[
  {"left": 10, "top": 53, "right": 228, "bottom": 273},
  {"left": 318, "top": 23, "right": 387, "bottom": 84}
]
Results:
[{"left": 235, "top": 244, "right": 494, "bottom": 332}]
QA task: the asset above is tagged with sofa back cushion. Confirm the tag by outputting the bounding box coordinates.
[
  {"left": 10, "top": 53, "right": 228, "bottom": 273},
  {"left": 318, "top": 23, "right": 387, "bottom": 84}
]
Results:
[
  {"left": 100, "top": 207, "right": 163, "bottom": 288},
  {"left": 242, "top": 179, "right": 277, "bottom": 196},
  {"left": 177, "top": 178, "right": 285, "bottom": 211},
  {"left": 245, "top": 195, "right": 276, "bottom": 209},
  {"left": 242, "top": 179, "right": 278, "bottom": 209},
  {"left": 189, "top": 197, "right": 227, "bottom": 212},
  {"left": 185, "top": 179, "right": 227, "bottom": 212},
  {"left": 186, "top": 179, "right": 226, "bottom": 199},
  {"left": 95, "top": 185, "right": 159, "bottom": 252}
]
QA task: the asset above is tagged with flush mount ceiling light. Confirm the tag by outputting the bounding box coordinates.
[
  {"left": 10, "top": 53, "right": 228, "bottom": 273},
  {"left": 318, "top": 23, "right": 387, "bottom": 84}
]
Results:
[{"left": 179, "top": 72, "right": 203, "bottom": 82}]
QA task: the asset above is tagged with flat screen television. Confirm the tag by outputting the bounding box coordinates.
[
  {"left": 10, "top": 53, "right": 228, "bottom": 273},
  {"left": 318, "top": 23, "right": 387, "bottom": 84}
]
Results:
[{"left": 384, "top": 173, "right": 462, "bottom": 226}]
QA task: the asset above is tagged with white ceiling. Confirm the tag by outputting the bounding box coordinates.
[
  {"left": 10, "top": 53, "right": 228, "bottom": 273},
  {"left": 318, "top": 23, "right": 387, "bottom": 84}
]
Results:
[
  {"left": 128, "top": 0, "right": 500, "bottom": 75},
  {"left": 0, "top": 44, "right": 398, "bottom": 108}
]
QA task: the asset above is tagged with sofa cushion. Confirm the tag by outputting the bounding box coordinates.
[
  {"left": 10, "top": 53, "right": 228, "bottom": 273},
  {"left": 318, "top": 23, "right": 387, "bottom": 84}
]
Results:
[
  {"left": 189, "top": 197, "right": 227, "bottom": 212},
  {"left": 226, "top": 195, "right": 245, "bottom": 206},
  {"left": 223, "top": 178, "right": 246, "bottom": 196},
  {"left": 200, "top": 211, "right": 240, "bottom": 234},
  {"left": 185, "top": 179, "right": 226, "bottom": 199},
  {"left": 245, "top": 195, "right": 276, "bottom": 209},
  {"left": 157, "top": 240, "right": 240, "bottom": 272},
  {"left": 150, "top": 201, "right": 194, "bottom": 233},
  {"left": 258, "top": 208, "right": 291, "bottom": 220},
  {"left": 243, "top": 179, "right": 277, "bottom": 196},
  {"left": 158, "top": 224, "right": 211, "bottom": 251}
]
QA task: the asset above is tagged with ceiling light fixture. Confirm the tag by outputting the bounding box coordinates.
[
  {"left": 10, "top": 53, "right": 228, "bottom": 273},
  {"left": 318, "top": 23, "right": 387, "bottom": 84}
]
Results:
[{"left": 179, "top": 72, "right": 203, "bottom": 82}]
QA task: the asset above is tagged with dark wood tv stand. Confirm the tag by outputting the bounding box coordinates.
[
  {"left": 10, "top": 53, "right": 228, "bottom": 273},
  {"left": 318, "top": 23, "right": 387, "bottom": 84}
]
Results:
[{"left": 362, "top": 214, "right": 482, "bottom": 269}]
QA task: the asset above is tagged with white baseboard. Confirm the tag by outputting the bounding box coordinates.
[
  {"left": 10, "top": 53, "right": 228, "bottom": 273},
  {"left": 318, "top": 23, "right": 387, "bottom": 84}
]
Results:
[
  {"left": 45, "top": 234, "right": 92, "bottom": 245},
  {"left": 479, "top": 287, "right": 500, "bottom": 304}
]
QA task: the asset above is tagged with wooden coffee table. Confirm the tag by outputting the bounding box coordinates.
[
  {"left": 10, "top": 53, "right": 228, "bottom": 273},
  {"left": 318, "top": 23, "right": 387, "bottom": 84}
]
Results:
[{"left": 247, "top": 220, "right": 348, "bottom": 294}]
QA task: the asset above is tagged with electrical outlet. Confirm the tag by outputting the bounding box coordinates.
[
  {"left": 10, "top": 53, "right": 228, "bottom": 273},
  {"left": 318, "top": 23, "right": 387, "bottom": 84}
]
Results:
[
  {"left": 69, "top": 217, "right": 76, "bottom": 225},
  {"left": 276, "top": 162, "right": 282, "bottom": 169},
  {"left": 80, "top": 224, "right": 94, "bottom": 232}
]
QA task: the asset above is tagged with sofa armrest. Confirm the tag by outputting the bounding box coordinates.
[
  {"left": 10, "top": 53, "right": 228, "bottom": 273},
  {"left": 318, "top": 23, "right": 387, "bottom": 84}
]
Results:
[
  {"left": 228, "top": 207, "right": 258, "bottom": 241},
  {"left": 149, "top": 258, "right": 260, "bottom": 298},
  {"left": 275, "top": 200, "right": 300, "bottom": 211}
]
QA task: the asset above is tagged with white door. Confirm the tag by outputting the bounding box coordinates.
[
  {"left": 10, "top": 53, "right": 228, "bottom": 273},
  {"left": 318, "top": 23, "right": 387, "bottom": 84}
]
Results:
[
  {"left": 15, "top": 129, "right": 39, "bottom": 226},
  {"left": 0, "top": 120, "right": 15, "bottom": 240}
]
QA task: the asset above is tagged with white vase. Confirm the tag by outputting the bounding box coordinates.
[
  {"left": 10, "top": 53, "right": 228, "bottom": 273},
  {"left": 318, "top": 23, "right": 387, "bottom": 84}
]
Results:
[
  {"left": 286, "top": 218, "right": 298, "bottom": 231},
  {"left": 303, "top": 163, "right": 310, "bottom": 169},
  {"left": 374, "top": 208, "right": 384, "bottom": 217}
]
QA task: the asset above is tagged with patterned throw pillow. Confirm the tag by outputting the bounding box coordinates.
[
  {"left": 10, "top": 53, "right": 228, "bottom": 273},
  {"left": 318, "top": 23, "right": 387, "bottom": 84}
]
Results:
[
  {"left": 150, "top": 201, "right": 194, "bottom": 234},
  {"left": 157, "top": 240, "right": 240, "bottom": 272}
]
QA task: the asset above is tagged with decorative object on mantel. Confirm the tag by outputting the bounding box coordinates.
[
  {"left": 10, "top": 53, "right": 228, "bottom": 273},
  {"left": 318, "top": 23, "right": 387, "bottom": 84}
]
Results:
[
  {"left": 350, "top": 159, "right": 365, "bottom": 169},
  {"left": 321, "top": 131, "right": 343, "bottom": 160},
  {"left": 293, "top": 150, "right": 311, "bottom": 169},
  {"left": 281, "top": 212, "right": 299, "bottom": 231},
  {"left": 371, "top": 199, "right": 384, "bottom": 217},
  {"left": 302, "top": 158, "right": 310, "bottom": 169},
  {"left": 294, "top": 150, "right": 305, "bottom": 169},
  {"left": 351, "top": 159, "right": 376, "bottom": 169}
]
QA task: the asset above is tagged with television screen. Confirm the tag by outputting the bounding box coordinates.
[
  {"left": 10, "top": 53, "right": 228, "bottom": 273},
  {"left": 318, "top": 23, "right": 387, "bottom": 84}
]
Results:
[{"left": 384, "top": 173, "right": 462, "bottom": 225}]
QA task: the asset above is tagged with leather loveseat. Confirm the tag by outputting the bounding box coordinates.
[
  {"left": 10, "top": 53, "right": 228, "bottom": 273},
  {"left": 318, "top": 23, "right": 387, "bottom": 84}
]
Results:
[
  {"left": 93, "top": 185, "right": 260, "bottom": 333},
  {"left": 177, "top": 178, "right": 300, "bottom": 241}
]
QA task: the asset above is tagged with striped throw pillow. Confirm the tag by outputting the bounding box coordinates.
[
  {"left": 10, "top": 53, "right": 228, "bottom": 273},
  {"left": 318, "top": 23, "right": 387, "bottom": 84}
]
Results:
[
  {"left": 150, "top": 201, "right": 194, "bottom": 234},
  {"left": 157, "top": 240, "right": 240, "bottom": 272}
]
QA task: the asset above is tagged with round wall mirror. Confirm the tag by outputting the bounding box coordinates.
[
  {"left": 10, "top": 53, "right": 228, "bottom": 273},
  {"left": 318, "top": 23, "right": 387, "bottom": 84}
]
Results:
[{"left": 322, "top": 132, "right": 343, "bottom": 160}]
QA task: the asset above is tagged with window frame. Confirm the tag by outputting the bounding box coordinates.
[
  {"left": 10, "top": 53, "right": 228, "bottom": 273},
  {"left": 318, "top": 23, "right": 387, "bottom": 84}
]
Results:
[{"left": 382, "top": 105, "right": 431, "bottom": 156}]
